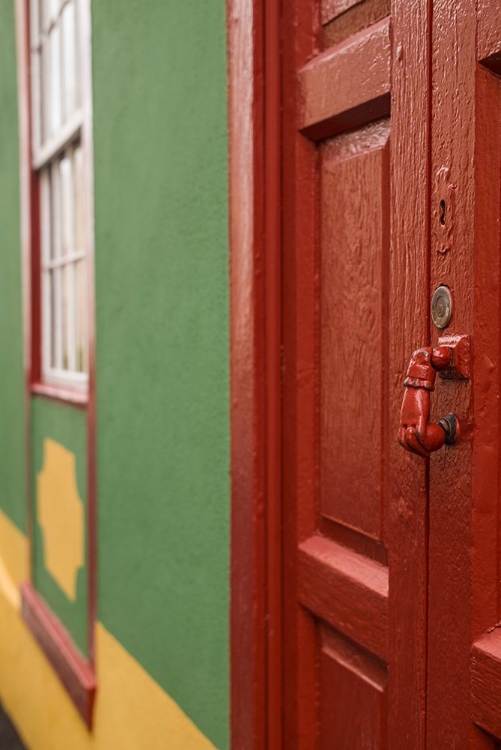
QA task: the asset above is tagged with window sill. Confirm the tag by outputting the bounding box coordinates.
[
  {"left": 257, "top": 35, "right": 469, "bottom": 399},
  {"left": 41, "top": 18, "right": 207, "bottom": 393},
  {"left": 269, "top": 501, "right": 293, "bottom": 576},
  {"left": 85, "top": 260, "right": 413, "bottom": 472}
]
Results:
[
  {"left": 21, "top": 583, "right": 96, "bottom": 727},
  {"left": 31, "top": 382, "right": 88, "bottom": 408}
]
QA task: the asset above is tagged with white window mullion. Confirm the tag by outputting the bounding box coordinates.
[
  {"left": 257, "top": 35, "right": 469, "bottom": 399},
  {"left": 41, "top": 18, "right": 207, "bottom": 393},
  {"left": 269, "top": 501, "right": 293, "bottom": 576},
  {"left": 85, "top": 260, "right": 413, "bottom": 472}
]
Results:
[
  {"left": 46, "top": 250, "right": 85, "bottom": 269},
  {"left": 33, "top": 109, "right": 82, "bottom": 170}
]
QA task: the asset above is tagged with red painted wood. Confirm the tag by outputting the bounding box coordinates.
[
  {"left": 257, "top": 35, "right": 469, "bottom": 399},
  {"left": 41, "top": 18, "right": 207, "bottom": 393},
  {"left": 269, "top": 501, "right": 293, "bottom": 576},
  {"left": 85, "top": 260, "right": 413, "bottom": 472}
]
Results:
[
  {"left": 228, "top": 0, "right": 267, "bottom": 750},
  {"left": 282, "top": 0, "right": 320, "bottom": 746},
  {"left": 321, "top": 0, "right": 365, "bottom": 25},
  {"left": 283, "top": 1, "right": 430, "bottom": 747},
  {"left": 21, "top": 583, "right": 96, "bottom": 727},
  {"left": 467, "top": 21, "right": 501, "bottom": 749},
  {"left": 427, "top": 2, "right": 497, "bottom": 748},
  {"left": 298, "top": 19, "right": 390, "bottom": 139},
  {"left": 320, "top": 123, "right": 389, "bottom": 537},
  {"left": 386, "top": 2, "right": 430, "bottom": 746},
  {"left": 322, "top": 0, "right": 390, "bottom": 48},
  {"left": 263, "top": 0, "right": 283, "bottom": 746},
  {"left": 471, "top": 54, "right": 501, "bottom": 679},
  {"left": 298, "top": 537, "right": 388, "bottom": 660},
  {"left": 472, "top": 630, "right": 501, "bottom": 739},
  {"left": 320, "top": 626, "right": 387, "bottom": 750},
  {"left": 233, "top": 0, "right": 501, "bottom": 746},
  {"left": 228, "top": 0, "right": 282, "bottom": 746},
  {"left": 478, "top": 0, "right": 501, "bottom": 71},
  {"left": 398, "top": 346, "right": 456, "bottom": 457}
]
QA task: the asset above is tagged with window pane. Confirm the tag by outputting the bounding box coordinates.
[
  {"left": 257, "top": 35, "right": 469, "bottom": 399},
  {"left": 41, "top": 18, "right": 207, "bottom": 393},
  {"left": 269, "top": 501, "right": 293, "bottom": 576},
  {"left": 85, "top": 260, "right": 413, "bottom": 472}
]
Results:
[
  {"left": 40, "top": 169, "right": 51, "bottom": 265},
  {"left": 52, "top": 266, "right": 62, "bottom": 369},
  {"left": 42, "top": 269, "right": 51, "bottom": 374},
  {"left": 61, "top": 0, "right": 77, "bottom": 122},
  {"left": 50, "top": 159, "right": 61, "bottom": 259},
  {"left": 48, "top": 24, "right": 61, "bottom": 138},
  {"left": 30, "top": 0, "right": 41, "bottom": 45},
  {"left": 46, "top": 0, "right": 59, "bottom": 28},
  {"left": 73, "top": 145, "right": 84, "bottom": 252},
  {"left": 60, "top": 152, "right": 74, "bottom": 257},
  {"left": 75, "top": 259, "right": 87, "bottom": 373},
  {"left": 40, "top": 40, "right": 49, "bottom": 145},
  {"left": 61, "top": 263, "right": 68, "bottom": 370},
  {"left": 40, "top": 0, "right": 50, "bottom": 34},
  {"left": 34, "top": 0, "right": 90, "bottom": 387},
  {"left": 31, "top": 51, "right": 42, "bottom": 153}
]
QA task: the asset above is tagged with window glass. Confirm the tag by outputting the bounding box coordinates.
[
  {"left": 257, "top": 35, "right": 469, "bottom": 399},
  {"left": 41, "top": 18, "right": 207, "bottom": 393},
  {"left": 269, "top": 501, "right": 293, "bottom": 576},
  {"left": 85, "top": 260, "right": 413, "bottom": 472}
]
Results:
[{"left": 30, "top": 0, "right": 89, "bottom": 389}]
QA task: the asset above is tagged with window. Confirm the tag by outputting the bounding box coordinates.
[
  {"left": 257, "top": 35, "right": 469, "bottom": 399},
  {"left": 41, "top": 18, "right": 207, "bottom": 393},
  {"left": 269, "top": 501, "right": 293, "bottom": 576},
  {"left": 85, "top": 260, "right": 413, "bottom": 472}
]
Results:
[{"left": 30, "top": 0, "right": 90, "bottom": 390}]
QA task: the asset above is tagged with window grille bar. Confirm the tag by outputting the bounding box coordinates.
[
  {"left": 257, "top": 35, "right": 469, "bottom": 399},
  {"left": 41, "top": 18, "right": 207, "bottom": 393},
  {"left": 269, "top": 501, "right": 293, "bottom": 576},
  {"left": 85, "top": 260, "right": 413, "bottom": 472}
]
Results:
[{"left": 32, "top": 108, "right": 82, "bottom": 170}]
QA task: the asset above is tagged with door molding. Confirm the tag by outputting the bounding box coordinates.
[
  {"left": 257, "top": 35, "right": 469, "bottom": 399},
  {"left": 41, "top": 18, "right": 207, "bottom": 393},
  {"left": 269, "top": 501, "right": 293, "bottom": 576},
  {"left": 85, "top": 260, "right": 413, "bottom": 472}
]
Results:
[{"left": 228, "top": 0, "right": 282, "bottom": 747}]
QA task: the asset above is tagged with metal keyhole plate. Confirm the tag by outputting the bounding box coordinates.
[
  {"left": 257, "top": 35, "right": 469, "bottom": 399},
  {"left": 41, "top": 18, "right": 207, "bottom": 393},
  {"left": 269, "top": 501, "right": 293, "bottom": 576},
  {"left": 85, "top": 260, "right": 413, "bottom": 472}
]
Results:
[{"left": 431, "top": 285, "right": 452, "bottom": 329}]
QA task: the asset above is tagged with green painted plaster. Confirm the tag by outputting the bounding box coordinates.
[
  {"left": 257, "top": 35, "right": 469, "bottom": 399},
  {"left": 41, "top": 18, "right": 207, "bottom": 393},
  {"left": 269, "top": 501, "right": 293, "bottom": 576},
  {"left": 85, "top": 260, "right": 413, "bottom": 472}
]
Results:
[
  {"left": 91, "top": 1, "right": 229, "bottom": 748},
  {"left": 32, "top": 398, "right": 88, "bottom": 655},
  {"left": 0, "top": 2, "right": 26, "bottom": 531}
]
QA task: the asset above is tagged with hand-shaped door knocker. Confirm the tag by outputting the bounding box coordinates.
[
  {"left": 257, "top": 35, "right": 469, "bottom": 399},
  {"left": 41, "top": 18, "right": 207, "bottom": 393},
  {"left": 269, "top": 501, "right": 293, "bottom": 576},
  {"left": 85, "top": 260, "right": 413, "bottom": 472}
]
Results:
[{"left": 398, "top": 336, "right": 470, "bottom": 458}]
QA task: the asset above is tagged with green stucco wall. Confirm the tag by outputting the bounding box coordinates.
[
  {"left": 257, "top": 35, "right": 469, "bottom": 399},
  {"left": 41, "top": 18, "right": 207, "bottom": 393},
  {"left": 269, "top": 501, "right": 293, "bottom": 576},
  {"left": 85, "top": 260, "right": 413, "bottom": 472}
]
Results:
[
  {"left": 0, "top": 0, "right": 26, "bottom": 532},
  {"left": 92, "top": 2, "right": 229, "bottom": 748},
  {"left": 31, "top": 398, "right": 88, "bottom": 655},
  {"left": 0, "top": 2, "right": 229, "bottom": 746}
]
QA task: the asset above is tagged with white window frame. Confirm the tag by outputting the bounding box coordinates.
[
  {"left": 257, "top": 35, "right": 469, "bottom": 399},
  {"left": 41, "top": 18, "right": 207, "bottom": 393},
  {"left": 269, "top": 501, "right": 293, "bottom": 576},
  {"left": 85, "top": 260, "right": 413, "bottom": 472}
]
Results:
[{"left": 29, "top": 0, "right": 93, "bottom": 392}]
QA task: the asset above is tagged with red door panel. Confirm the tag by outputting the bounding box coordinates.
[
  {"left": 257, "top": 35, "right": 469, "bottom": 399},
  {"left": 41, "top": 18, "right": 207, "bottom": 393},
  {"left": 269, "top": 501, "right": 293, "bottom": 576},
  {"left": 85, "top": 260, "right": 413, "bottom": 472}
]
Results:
[
  {"left": 320, "top": 626, "right": 387, "bottom": 750},
  {"left": 283, "top": 4, "right": 415, "bottom": 748},
  {"left": 320, "top": 122, "right": 389, "bottom": 538},
  {"left": 281, "top": 0, "right": 501, "bottom": 747}
]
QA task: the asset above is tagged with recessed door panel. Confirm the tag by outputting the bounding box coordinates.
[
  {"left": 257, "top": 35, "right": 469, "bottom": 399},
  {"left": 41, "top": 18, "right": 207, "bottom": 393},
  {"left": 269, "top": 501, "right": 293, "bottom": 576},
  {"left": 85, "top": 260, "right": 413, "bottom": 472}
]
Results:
[{"left": 321, "top": 122, "right": 389, "bottom": 539}]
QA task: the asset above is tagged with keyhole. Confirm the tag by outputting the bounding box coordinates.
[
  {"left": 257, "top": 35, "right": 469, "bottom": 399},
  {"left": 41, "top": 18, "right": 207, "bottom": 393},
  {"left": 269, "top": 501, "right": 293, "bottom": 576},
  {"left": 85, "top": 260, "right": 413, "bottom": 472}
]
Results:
[{"left": 439, "top": 199, "right": 446, "bottom": 225}]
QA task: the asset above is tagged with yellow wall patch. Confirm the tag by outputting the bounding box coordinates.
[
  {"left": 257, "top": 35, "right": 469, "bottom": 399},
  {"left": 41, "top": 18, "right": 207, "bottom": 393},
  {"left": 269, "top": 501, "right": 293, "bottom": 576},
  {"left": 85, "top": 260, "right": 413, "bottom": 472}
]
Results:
[
  {"left": 0, "top": 510, "right": 29, "bottom": 610},
  {"left": 37, "top": 438, "right": 84, "bottom": 601}
]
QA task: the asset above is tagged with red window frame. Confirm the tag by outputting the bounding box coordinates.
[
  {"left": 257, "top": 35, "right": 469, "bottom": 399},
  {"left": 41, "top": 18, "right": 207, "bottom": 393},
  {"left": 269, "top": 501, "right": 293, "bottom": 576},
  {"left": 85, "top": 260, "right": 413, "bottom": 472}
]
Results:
[{"left": 15, "top": 0, "right": 97, "bottom": 727}]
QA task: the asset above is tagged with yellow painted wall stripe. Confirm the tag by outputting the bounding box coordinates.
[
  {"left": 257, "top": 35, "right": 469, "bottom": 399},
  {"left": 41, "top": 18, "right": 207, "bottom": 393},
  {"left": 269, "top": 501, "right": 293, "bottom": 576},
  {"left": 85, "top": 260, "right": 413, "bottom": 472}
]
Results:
[
  {"left": 0, "top": 509, "right": 29, "bottom": 593},
  {"left": 0, "top": 510, "right": 217, "bottom": 750}
]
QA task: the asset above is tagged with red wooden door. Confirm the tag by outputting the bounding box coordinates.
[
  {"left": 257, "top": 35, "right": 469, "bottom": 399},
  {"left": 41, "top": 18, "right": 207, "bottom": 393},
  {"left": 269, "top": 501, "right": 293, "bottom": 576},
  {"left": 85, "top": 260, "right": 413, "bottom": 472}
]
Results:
[{"left": 281, "top": 1, "right": 501, "bottom": 747}]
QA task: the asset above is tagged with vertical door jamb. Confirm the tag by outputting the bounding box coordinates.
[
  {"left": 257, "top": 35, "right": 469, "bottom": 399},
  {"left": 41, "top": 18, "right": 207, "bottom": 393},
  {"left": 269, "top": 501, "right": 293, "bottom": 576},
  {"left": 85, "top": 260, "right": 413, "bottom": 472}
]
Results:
[{"left": 228, "top": 0, "right": 283, "bottom": 747}]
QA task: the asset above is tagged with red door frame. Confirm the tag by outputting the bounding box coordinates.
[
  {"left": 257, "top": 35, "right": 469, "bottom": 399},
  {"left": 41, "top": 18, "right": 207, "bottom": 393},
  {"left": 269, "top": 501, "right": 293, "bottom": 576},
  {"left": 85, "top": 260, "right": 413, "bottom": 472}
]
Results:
[
  {"left": 228, "top": 0, "right": 282, "bottom": 747},
  {"left": 229, "top": 1, "right": 431, "bottom": 746}
]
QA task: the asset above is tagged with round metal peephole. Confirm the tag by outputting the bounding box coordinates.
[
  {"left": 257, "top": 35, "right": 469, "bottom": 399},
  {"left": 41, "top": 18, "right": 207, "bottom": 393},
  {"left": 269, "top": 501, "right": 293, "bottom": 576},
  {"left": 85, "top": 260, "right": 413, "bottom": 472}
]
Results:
[{"left": 431, "top": 285, "right": 452, "bottom": 329}]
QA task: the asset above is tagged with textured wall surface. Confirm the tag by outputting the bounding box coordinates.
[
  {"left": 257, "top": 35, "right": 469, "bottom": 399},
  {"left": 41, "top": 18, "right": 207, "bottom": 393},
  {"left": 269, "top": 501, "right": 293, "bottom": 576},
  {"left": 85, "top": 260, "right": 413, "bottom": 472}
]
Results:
[
  {"left": 0, "top": 1, "right": 229, "bottom": 747},
  {"left": 92, "top": 2, "right": 229, "bottom": 748},
  {"left": 0, "top": 0, "right": 26, "bottom": 532},
  {"left": 31, "top": 399, "right": 88, "bottom": 655}
]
